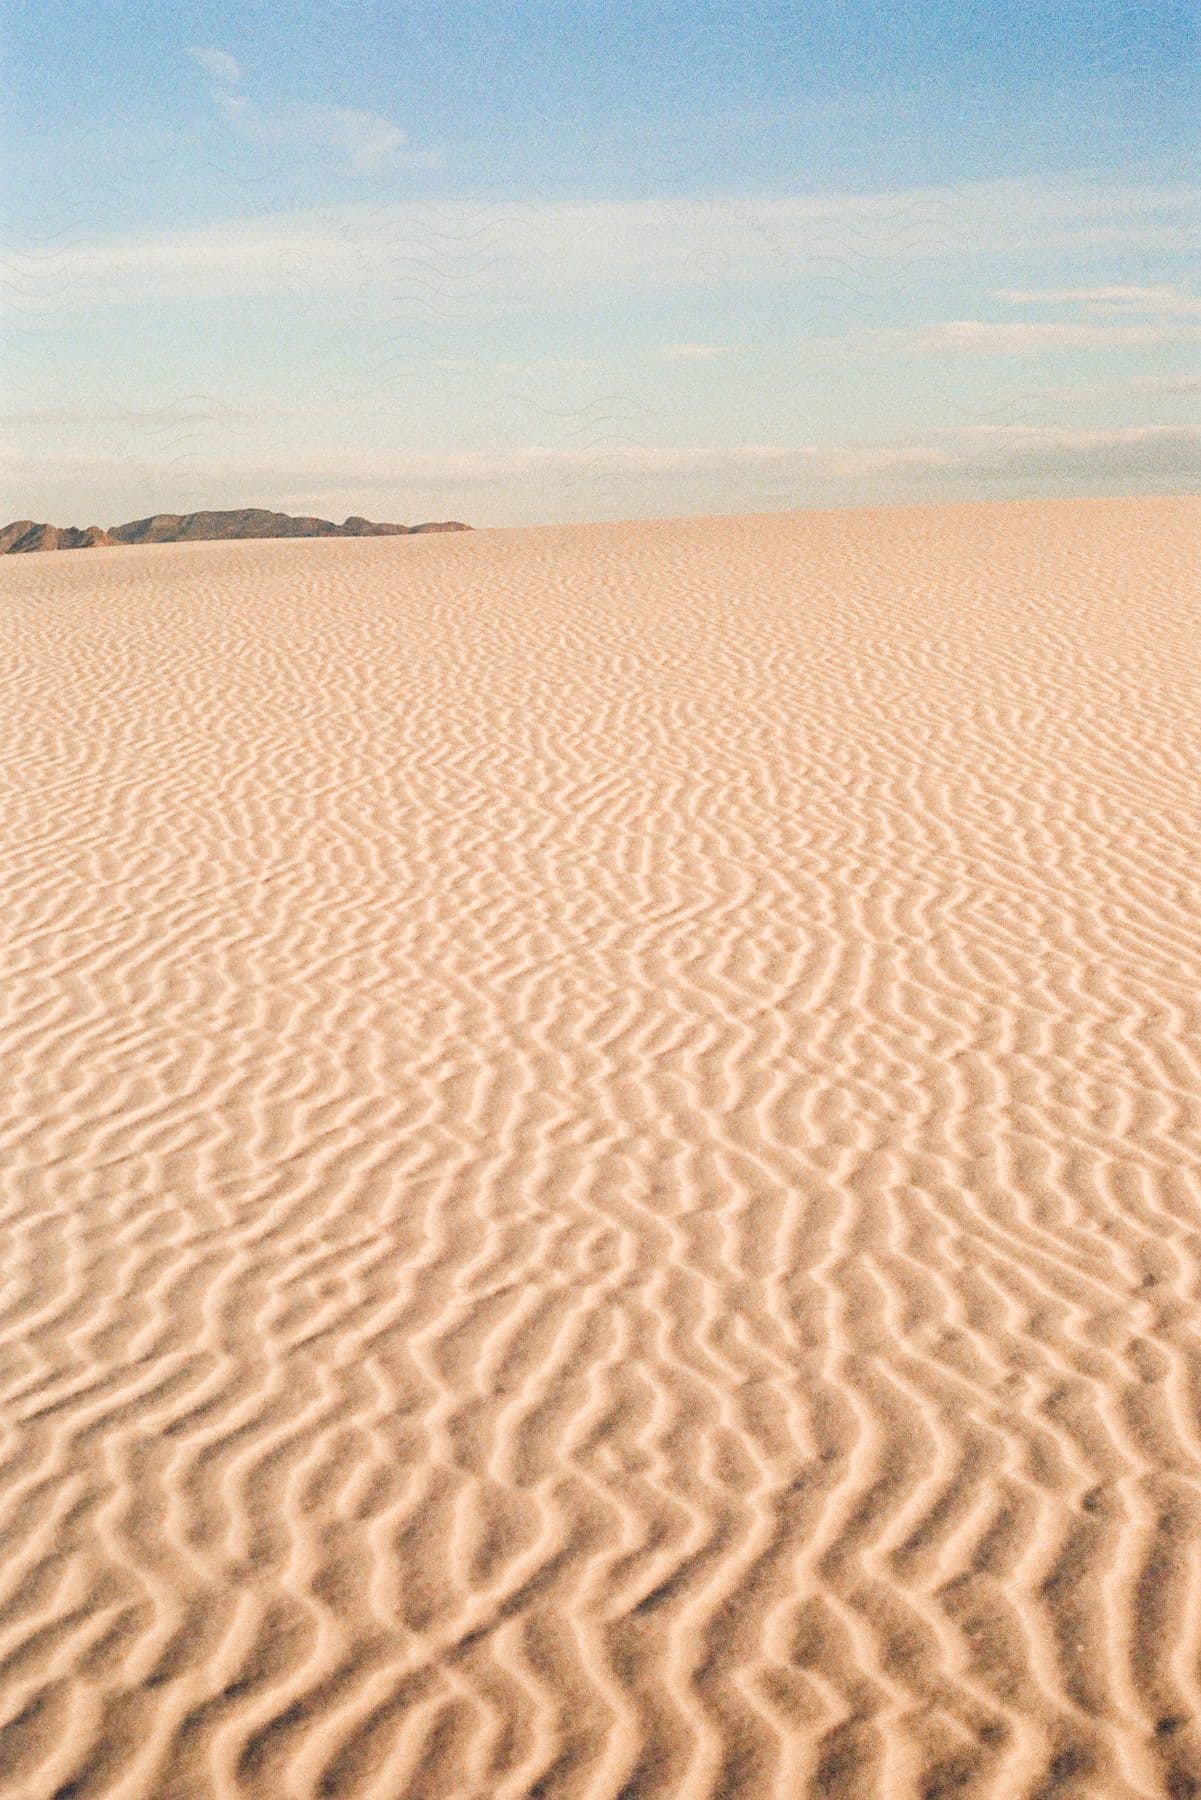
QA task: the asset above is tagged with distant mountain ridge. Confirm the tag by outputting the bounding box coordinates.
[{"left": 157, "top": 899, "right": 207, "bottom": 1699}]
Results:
[{"left": 1, "top": 509, "right": 471, "bottom": 554}]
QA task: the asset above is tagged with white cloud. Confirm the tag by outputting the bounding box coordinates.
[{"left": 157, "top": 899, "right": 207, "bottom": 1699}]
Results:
[
  {"left": 187, "top": 46, "right": 243, "bottom": 86},
  {"left": 214, "top": 93, "right": 406, "bottom": 170},
  {"left": 187, "top": 46, "right": 405, "bottom": 171}
]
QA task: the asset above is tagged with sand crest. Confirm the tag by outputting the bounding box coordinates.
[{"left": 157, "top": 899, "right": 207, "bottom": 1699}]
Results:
[{"left": 1, "top": 497, "right": 1199, "bottom": 1798}]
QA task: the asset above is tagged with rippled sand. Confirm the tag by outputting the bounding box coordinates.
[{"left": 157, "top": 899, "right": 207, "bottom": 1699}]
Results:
[{"left": 1, "top": 497, "right": 1199, "bottom": 1799}]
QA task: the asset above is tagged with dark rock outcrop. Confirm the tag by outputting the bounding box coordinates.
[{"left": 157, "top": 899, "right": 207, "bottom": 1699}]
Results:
[{"left": 0, "top": 520, "right": 37, "bottom": 553}]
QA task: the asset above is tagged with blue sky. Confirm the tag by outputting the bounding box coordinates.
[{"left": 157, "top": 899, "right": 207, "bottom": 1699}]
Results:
[{"left": 3, "top": 1, "right": 1197, "bottom": 525}]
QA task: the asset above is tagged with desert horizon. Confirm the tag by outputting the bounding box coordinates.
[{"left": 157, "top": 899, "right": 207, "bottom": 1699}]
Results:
[
  {"left": 2, "top": 494, "right": 1199, "bottom": 1797},
  {"left": 6, "top": 486, "right": 1196, "bottom": 545}
]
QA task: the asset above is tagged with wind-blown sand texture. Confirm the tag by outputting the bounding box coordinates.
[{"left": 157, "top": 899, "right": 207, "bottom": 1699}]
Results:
[{"left": 1, "top": 496, "right": 1199, "bottom": 1800}]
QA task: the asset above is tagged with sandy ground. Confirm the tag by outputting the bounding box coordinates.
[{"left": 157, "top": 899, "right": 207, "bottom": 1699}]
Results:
[{"left": 1, "top": 496, "right": 1199, "bottom": 1800}]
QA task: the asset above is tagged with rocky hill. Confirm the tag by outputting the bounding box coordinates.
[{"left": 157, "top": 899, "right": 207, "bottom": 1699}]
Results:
[
  {"left": 1, "top": 521, "right": 114, "bottom": 553},
  {"left": 1, "top": 509, "right": 470, "bottom": 554}
]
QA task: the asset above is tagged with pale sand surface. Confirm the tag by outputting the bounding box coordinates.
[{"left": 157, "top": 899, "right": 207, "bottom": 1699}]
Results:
[{"left": 1, "top": 496, "right": 1199, "bottom": 1799}]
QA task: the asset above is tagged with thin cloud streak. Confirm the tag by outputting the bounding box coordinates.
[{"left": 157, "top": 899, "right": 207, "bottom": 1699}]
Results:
[
  {"left": 994, "top": 284, "right": 1201, "bottom": 313},
  {"left": 660, "top": 344, "right": 726, "bottom": 360},
  {"left": 867, "top": 319, "right": 1201, "bottom": 354},
  {"left": 4, "top": 179, "right": 1198, "bottom": 309},
  {"left": 7, "top": 424, "right": 1195, "bottom": 490}
]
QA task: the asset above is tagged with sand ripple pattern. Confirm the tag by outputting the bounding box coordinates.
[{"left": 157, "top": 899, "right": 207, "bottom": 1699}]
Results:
[{"left": 1, "top": 499, "right": 1199, "bottom": 1799}]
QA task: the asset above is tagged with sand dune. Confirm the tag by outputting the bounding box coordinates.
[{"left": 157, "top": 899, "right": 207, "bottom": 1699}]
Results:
[{"left": 1, "top": 496, "right": 1199, "bottom": 1798}]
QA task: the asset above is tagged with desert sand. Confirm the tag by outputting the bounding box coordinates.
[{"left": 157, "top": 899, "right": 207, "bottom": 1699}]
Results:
[{"left": 1, "top": 495, "right": 1199, "bottom": 1799}]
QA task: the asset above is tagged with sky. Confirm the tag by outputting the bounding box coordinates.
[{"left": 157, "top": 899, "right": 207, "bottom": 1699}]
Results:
[{"left": 2, "top": 0, "right": 1198, "bottom": 526}]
